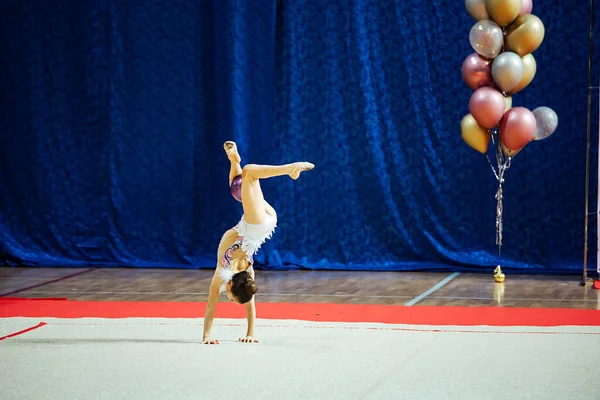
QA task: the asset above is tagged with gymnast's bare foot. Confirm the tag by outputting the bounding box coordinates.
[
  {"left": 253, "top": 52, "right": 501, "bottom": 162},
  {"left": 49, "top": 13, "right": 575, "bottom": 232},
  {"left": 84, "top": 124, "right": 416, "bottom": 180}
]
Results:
[
  {"left": 289, "top": 162, "right": 315, "bottom": 180},
  {"left": 239, "top": 336, "right": 259, "bottom": 343},
  {"left": 224, "top": 141, "right": 241, "bottom": 164},
  {"left": 202, "top": 338, "right": 220, "bottom": 345}
]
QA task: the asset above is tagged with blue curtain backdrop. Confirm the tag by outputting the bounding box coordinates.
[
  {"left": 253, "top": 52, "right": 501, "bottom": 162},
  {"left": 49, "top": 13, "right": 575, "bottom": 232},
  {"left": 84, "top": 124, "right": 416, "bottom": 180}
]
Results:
[{"left": 0, "top": 0, "right": 598, "bottom": 273}]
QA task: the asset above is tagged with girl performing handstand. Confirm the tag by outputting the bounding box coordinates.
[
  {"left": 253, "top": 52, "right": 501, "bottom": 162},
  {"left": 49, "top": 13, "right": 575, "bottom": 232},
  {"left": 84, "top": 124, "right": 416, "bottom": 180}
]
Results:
[{"left": 202, "top": 141, "right": 314, "bottom": 344}]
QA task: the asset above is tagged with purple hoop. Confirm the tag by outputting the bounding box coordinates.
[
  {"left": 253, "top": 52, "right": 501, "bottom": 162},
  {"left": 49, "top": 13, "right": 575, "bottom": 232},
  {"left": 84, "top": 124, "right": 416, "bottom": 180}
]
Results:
[{"left": 230, "top": 174, "right": 242, "bottom": 202}]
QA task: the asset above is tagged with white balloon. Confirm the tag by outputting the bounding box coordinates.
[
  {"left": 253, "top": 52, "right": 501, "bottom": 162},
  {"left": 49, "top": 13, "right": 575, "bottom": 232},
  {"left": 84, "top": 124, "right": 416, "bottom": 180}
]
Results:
[
  {"left": 469, "top": 20, "right": 504, "bottom": 59},
  {"left": 492, "top": 52, "right": 524, "bottom": 93},
  {"left": 532, "top": 107, "right": 558, "bottom": 140}
]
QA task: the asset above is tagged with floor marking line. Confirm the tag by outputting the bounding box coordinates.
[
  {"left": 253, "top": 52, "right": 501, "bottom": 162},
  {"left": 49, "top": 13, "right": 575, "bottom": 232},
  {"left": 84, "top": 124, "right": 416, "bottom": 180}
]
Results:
[
  {"left": 12, "top": 291, "right": 600, "bottom": 303},
  {"left": 40, "top": 321, "right": 600, "bottom": 336},
  {"left": 0, "top": 322, "right": 47, "bottom": 341},
  {"left": 404, "top": 272, "right": 460, "bottom": 306},
  {"left": 16, "top": 291, "right": 415, "bottom": 299},
  {"left": 0, "top": 268, "right": 97, "bottom": 297},
  {"left": 0, "top": 297, "right": 68, "bottom": 302}
]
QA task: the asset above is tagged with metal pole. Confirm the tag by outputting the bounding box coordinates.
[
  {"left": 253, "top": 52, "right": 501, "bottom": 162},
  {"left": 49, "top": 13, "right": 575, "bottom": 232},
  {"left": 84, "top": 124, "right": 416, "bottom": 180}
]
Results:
[{"left": 582, "top": 0, "right": 595, "bottom": 285}]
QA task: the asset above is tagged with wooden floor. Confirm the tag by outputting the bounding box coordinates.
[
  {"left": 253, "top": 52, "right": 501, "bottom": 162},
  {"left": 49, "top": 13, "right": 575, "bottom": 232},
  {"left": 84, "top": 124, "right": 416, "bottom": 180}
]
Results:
[{"left": 1, "top": 267, "right": 599, "bottom": 309}]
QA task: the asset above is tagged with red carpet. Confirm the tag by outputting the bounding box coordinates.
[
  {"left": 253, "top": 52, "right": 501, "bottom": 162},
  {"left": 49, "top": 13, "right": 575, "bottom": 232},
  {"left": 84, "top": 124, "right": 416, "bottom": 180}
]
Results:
[{"left": 1, "top": 300, "right": 599, "bottom": 326}]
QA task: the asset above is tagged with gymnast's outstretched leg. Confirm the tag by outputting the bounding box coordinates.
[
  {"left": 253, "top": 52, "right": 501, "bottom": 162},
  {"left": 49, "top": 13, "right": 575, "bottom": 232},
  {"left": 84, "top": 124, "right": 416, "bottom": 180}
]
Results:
[
  {"left": 223, "top": 141, "right": 314, "bottom": 225},
  {"left": 224, "top": 141, "right": 242, "bottom": 187}
]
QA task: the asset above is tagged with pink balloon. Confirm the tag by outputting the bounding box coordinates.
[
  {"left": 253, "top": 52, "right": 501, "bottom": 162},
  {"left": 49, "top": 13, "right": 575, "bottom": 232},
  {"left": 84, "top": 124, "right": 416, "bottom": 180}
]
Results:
[
  {"left": 499, "top": 107, "right": 536, "bottom": 150},
  {"left": 520, "top": 0, "right": 533, "bottom": 15},
  {"left": 469, "top": 87, "right": 505, "bottom": 129},
  {"left": 462, "top": 53, "right": 494, "bottom": 90}
]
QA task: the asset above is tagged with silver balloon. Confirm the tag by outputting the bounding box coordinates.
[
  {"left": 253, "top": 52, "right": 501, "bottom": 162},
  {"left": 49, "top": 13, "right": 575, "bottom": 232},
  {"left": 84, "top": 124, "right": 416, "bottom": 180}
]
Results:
[
  {"left": 532, "top": 107, "right": 558, "bottom": 140},
  {"left": 469, "top": 20, "right": 504, "bottom": 59},
  {"left": 491, "top": 52, "right": 524, "bottom": 93},
  {"left": 465, "top": 0, "right": 489, "bottom": 21}
]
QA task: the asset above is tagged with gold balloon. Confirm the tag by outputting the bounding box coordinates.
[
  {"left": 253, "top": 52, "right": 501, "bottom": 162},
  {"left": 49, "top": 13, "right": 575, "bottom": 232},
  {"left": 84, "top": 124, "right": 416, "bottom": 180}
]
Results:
[
  {"left": 506, "top": 14, "right": 545, "bottom": 57},
  {"left": 461, "top": 114, "right": 491, "bottom": 154},
  {"left": 466, "top": 0, "right": 489, "bottom": 21},
  {"left": 504, "top": 95, "right": 512, "bottom": 112},
  {"left": 511, "top": 54, "right": 536, "bottom": 94},
  {"left": 485, "top": 0, "right": 521, "bottom": 27}
]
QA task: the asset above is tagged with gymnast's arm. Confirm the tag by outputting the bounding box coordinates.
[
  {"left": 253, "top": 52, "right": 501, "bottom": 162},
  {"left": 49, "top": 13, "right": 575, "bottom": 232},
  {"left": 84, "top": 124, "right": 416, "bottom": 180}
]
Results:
[
  {"left": 240, "top": 266, "right": 258, "bottom": 343},
  {"left": 202, "top": 271, "right": 221, "bottom": 344},
  {"left": 242, "top": 297, "right": 257, "bottom": 341}
]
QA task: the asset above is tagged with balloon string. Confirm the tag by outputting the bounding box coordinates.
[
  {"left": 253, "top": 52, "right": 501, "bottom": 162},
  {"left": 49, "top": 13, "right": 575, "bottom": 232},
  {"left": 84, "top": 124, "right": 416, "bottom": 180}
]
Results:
[
  {"left": 485, "top": 155, "right": 499, "bottom": 181},
  {"left": 496, "top": 183, "right": 503, "bottom": 251},
  {"left": 491, "top": 127, "right": 511, "bottom": 260},
  {"left": 494, "top": 131, "right": 504, "bottom": 171}
]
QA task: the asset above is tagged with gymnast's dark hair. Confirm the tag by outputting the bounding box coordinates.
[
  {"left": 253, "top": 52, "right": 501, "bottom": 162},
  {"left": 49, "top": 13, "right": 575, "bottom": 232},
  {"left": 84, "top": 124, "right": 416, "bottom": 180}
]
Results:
[{"left": 230, "top": 271, "right": 258, "bottom": 304}]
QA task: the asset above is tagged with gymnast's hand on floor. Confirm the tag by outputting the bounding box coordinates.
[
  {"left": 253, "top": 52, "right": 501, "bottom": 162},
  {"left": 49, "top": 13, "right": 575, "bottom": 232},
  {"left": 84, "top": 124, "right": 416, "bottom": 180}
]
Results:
[
  {"left": 202, "top": 338, "right": 220, "bottom": 345},
  {"left": 239, "top": 336, "right": 259, "bottom": 343}
]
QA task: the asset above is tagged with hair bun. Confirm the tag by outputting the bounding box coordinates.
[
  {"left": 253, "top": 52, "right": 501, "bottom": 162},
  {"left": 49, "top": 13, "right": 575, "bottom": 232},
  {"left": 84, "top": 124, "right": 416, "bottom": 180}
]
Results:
[{"left": 245, "top": 279, "right": 258, "bottom": 295}]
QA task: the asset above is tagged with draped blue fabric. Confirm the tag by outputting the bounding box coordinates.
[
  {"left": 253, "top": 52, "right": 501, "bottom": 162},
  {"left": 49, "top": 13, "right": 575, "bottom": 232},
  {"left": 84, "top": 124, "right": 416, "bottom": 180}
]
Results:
[{"left": 0, "top": 0, "right": 598, "bottom": 273}]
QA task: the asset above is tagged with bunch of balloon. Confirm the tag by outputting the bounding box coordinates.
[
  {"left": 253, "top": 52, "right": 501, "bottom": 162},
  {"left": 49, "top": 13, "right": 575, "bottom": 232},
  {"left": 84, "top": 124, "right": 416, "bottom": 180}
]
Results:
[{"left": 461, "top": 0, "right": 558, "bottom": 281}]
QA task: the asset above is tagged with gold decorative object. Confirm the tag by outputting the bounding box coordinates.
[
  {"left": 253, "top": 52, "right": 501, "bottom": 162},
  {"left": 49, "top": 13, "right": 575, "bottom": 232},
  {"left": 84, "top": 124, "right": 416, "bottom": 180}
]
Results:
[{"left": 494, "top": 265, "right": 506, "bottom": 283}]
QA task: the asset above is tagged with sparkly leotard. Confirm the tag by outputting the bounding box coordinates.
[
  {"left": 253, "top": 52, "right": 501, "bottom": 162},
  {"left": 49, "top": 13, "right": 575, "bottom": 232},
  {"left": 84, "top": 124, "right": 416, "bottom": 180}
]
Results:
[{"left": 221, "top": 236, "right": 254, "bottom": 269}]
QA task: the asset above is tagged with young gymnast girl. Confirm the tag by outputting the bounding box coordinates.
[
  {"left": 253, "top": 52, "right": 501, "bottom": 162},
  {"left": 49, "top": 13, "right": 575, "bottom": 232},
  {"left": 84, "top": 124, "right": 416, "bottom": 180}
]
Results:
[{"left": 202, "top": 141, "right": 314, "bottom": 344}]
